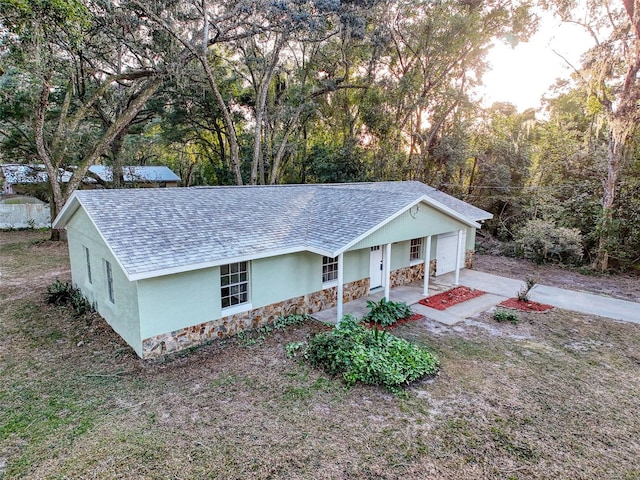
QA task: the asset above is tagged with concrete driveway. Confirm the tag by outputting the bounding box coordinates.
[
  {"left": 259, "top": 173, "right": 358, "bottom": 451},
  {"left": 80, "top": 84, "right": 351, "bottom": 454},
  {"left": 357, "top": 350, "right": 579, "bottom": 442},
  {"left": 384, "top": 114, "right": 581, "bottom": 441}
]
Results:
[{"left": 437, "top": 270, "right": 640, "bottom": 325}]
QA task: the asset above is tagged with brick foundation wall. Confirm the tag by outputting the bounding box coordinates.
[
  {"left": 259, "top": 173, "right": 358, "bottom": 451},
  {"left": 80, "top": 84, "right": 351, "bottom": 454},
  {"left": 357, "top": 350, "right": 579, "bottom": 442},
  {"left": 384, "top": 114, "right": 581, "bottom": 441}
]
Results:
[{"left": 142, "top": 278, "right": 370, "bottom": 359}]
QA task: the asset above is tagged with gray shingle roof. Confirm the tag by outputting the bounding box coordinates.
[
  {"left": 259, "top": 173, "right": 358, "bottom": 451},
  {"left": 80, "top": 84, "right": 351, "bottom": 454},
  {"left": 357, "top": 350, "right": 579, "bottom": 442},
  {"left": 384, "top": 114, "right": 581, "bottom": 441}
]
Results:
[{"left": 57, "top": 182, "right": 491, "bottom": 280}]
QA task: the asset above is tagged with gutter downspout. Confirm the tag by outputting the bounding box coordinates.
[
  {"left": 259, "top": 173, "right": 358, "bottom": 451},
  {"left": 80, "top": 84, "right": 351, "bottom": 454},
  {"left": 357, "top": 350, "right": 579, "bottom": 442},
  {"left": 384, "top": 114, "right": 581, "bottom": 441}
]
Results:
[
  {"left": 423, "top": 235, "right": 431, "bottom": 296},
  {"left": 336, "top": 253, "right": 344, "bottom": 323},
  {"left": 384, "top": 243, "right": 391, "bottom": 299},
  {"left": 454, "top": 229, "right": 464, "bottom": 285}
]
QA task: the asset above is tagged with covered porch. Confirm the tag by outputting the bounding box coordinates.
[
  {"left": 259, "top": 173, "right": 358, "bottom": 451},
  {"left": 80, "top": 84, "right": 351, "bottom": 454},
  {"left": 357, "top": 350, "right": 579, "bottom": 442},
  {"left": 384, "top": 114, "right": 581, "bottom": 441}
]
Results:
[
  {"left": 313, "top": 271, "right": 504, "bottom": 327},
  {"left": 330, "top": 228, "right": 469, "bottom": 323}
]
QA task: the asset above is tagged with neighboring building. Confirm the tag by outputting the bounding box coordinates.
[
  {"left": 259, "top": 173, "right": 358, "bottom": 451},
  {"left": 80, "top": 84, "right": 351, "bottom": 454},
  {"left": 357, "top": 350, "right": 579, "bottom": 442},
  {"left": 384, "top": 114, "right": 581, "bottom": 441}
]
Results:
[
  {"left": 52, "top": 182, "right": 492, "bottom": 359},
  {"left": 0, "top": 164, "right": 180, "bottom": 198},
  {"left": 0, "top": 164, "right": 59, "bottom": 196},
  {"left": 88, "top": 165, "right": 180, "bottom": 188}
]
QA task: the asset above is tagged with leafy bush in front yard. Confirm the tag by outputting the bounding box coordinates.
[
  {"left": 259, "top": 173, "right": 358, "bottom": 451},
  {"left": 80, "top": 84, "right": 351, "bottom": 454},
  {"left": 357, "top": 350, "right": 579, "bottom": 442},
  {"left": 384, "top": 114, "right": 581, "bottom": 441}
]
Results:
[
  {"left": 515, "top": 219, "right": 583, "bottom": 265},
  {"left": 363, "top": 297, "right": 413, "bottom": 327},
  {"left": 46, "top": 279, "right": 93, "bottom": 316},
  {"left": 299, "top": 315, "right": 439, "bottom": 392},
  {"left": 493, "top": 309, "right": 519, "bottom": 325}
]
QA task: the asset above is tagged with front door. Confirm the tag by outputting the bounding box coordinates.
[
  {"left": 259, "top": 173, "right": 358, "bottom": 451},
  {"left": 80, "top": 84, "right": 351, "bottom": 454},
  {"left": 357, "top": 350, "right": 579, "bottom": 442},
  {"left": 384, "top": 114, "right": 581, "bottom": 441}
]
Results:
[{"left": 369, "top": 245, "right": 384, "bottom": 290}]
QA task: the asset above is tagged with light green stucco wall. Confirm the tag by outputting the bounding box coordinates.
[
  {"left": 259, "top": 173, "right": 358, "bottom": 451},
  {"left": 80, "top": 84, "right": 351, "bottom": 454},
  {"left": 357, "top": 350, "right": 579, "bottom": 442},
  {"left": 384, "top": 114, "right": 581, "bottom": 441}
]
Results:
[
  {"left": 466, "top": 227, "right": 476, "bottom": 250},
  {"left": 137, "top": 268, "right": 219, "bottom": 339},
  {"left": 348, "top": 202, "right": 470, "bottom": 251},
  {"left": 343, "top": 248, "right": 369, "bottom": 283},
  {"left": 390, "top": 240, "right": 411, "bottom": 271},
  {"left": 252, "top": 249, "right": 368, "bottom": 307},
  {"left": 66, "top": 209, "right": 142, "bottom": 355},
  {"left": 252, "top": 251, "right": 319, "bottom": 307},
  {"left": 135, "top": 248, "right": 373, "bottom": 339}
]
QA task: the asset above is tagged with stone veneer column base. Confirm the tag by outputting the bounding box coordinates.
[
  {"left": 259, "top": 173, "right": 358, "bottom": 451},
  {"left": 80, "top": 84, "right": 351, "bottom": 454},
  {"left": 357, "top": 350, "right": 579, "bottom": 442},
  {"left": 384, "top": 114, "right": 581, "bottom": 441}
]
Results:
[
  {"left": 465, "top": 250, "right": 474, "bottom": 269},
  {"left": 142, "top": 278, "right": 370, "bottom": 359},
  {"left": 389, "top": 259, "right": 437, "bottom": 288}
]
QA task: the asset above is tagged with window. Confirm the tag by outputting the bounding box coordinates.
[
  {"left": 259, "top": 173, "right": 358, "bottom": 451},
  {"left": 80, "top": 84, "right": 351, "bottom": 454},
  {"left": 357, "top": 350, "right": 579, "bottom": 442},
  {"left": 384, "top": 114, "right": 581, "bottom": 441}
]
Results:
[
  {"left": 105, "top": 260, "right": 114, "bottom": 303},
  {"left": 410, "top": 238, "right": 423, "bottom": 261},
  {"left": 322, "top": 256, "right": 338, "bottom": 283},
  {"left": 84, "top": 246, "right": 92, "bottom": 284},
  {"left": 221, "top": 261, "right": 249, "bottom": 308}
]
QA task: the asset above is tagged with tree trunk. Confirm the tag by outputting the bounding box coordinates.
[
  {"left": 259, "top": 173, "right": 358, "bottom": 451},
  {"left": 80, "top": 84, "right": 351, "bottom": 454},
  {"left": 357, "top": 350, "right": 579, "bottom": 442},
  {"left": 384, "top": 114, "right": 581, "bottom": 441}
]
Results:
[
  {"left": 250, "top": 38, "right": 285, "bottom": 185},
  {"left": 200, "top": 59, "right": 243, "bottom": 185},
  {"left": 592, "top": 126, "right": 625, "bottom": 271},
  {"left": 36, "top": 77, "right": 163, "bottom": 241},
  {"left": 49, "top": 200, "right": 65, "bottom": 241}
]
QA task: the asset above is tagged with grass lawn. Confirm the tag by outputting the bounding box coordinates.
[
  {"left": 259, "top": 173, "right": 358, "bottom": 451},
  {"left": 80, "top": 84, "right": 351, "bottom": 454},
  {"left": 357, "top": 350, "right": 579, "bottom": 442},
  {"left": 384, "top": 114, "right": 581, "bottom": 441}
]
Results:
[{"left": 1, "top": 230, "right": 639, "bottom": 479}]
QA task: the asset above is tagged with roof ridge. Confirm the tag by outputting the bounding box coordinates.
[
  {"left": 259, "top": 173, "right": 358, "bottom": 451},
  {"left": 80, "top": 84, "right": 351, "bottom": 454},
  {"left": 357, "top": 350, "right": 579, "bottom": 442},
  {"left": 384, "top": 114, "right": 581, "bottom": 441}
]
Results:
[{"left": 191, "top": 181, "right": 413, "bottom": 190}]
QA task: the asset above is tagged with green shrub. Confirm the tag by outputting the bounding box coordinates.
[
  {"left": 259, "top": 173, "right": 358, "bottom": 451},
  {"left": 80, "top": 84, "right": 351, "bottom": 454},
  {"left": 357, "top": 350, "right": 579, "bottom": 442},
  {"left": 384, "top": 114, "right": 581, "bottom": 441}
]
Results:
[
  {"left": 239, "top": 314, "right": 310, "bottom": 347},
  {"left": 515, "top": 219, "right": 583, "bottom": 265},
  {"left": 271, "top": 313, "right": 310, "bottom": 330},
  {"left": 46, "top": 279, "right": 93, "bottom": 316},
  {"left": 493, "top": 309, "right": 519, "bottom": 325},
  {"left": 363, "top": 297, "right": 413, "bottom": 327},
  {"left": 285, "top": 341, "right": 306, "bottom": 358},
  {"left": 304, "top": 316, "right": 439, "bottom": 392}
]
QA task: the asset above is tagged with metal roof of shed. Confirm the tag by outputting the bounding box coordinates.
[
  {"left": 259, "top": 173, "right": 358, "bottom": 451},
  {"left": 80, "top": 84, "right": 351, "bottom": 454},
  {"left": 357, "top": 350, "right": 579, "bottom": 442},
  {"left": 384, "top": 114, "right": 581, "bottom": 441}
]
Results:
[
  {"left": 53, "top": 182, "right": 492, "bottom": 281},
  {"left": 88, "top": 165, "right": 181, "bottom": 183},
  {"left": 1, "top": 164, "right": 68, "bottom": 184}
]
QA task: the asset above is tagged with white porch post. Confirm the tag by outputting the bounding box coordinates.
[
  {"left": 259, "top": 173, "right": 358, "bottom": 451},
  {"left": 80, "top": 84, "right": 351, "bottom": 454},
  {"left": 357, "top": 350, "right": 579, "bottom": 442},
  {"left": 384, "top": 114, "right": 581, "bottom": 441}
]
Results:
[
  {"left": 336, "top": 253, "right": 344, "bottom": 323},
  {"left": 423, "top": 235, "right": 432, "bottom": 296},
  {"left": 384, "top": 243, "right": 391, "bottom": 299},
  {"left": 454, "top": 229, "right": 464, "bottom": 285}
]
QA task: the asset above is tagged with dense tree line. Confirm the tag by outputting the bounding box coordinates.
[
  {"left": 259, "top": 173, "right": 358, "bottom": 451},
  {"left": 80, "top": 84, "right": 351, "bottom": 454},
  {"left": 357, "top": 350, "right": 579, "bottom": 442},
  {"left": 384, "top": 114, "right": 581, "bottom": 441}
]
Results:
[{"left": 0, "top": 0, "right": 638, "bottom": 271}]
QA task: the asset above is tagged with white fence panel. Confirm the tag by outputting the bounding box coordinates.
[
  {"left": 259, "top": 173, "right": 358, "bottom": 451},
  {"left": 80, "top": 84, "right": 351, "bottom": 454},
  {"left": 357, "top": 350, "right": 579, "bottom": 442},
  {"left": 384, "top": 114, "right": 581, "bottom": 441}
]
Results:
[{"left": 0, "top": 204, "right": 51, "bottom": 229}]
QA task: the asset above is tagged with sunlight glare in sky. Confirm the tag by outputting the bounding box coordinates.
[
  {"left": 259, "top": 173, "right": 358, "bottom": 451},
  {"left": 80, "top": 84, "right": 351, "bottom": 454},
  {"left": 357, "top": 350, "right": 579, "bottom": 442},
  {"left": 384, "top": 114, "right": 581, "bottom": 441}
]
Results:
[{"left": 480, "top": 16, "right": 593, "bottom": 112}]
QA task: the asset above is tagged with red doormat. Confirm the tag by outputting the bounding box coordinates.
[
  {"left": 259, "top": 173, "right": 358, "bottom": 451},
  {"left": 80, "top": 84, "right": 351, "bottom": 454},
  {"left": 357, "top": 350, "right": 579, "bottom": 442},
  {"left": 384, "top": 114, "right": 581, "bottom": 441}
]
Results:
[
  {"left": 361, "top": 313, "right": 424, "bottom": 330},
  {"left": 498, "top": 298, "right": 554, "bottom": 313},
  {"left": 419, "top": 286, "right": 486, "bottom": 311}
]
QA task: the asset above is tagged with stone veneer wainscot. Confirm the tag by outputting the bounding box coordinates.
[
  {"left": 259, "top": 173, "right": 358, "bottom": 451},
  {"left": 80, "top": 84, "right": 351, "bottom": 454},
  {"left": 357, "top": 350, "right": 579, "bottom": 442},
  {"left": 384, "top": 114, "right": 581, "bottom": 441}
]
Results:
[{"left": 142, "top": 278, "right": 370, "bottom": 358}]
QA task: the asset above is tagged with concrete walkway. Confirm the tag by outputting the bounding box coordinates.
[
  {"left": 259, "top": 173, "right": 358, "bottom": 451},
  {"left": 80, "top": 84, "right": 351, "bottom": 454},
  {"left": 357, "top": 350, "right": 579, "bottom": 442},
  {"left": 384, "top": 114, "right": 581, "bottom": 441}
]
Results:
[{"left": 313, "top": 269, "right": 640, "bottom": 325}]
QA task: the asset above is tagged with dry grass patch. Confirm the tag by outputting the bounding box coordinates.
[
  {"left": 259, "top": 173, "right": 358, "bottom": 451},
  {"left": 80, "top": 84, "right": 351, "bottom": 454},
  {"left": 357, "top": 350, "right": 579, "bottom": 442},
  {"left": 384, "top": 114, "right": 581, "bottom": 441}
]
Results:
[{"left": 1, "top": 231, "right": 640, "bottom": 479}]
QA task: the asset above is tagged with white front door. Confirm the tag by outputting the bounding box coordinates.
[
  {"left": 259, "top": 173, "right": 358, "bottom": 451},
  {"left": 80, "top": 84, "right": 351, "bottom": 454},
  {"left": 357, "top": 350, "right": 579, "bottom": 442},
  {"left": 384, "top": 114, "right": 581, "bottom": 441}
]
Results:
[
  {"left": 436, "top": 231, "right": 466, "bottom": 275},
  {"left": 369, "top": 245, "right": 384, "bottom": 290}
]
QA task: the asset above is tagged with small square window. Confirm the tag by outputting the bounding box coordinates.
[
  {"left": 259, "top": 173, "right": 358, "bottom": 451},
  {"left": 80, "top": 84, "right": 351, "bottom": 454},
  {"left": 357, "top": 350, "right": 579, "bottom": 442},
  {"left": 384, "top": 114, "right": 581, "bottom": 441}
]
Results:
[
  {"left": 322, "top": 256, "right": 338, "bottom": 283},
  {"left": 221, "top": 262, "right": 249, "bottom": 309},
  {"left": 410, "top": 238, "right": 423, "bottom": 261}
]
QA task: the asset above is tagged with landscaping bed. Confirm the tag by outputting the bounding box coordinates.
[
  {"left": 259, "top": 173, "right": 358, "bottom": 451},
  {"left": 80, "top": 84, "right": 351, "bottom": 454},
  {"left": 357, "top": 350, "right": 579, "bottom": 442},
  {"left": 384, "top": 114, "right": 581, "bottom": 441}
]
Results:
[
  {"left": 499, "top": 298, "right": 554, "bottom": 313},
  {"left": 419, "top": 286, "right": 486, "bottom": 310}
]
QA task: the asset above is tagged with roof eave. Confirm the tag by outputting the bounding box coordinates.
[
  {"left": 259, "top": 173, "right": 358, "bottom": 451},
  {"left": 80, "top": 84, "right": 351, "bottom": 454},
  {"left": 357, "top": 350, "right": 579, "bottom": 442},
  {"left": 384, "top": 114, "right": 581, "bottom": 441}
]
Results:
[
  {"left": 51, "top": 193, "right": 81, "bottom": 229},
  {"left": 129, "top": 245, "right": 326, "bottom": 281},
  {"left": 332, "top": 195, "right": 480, "bottom": 257}
]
